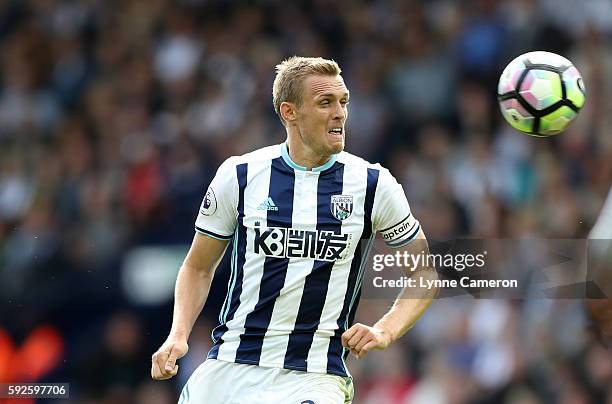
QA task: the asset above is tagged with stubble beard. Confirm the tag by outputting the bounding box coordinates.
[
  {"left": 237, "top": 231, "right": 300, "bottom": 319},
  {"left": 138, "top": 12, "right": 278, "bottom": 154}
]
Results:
[{"left": 329, "top": 139, "right": 344, "bottom": 155}]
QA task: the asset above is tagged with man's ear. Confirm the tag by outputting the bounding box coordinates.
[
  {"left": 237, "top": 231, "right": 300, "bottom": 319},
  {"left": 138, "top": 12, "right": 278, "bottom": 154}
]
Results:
[{"left": 280, "top": 101, "right": 297, "bottom": 123}]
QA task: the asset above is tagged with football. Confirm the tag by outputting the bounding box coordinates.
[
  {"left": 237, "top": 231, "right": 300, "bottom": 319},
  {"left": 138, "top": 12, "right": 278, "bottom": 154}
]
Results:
[{"left": 497, "top": 51, "right": 586, "bottom": 137}]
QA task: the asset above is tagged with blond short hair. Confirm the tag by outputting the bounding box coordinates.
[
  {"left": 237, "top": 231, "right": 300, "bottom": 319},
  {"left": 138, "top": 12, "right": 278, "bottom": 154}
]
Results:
[{"left": 272, "top": 56, "right": 342, "bottom": 125}]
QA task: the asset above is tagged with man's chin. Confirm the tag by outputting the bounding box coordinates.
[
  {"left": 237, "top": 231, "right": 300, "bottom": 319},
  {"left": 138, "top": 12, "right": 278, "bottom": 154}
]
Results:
[{"left": 328, "top": 139, "right": 345, "bottom": 155}]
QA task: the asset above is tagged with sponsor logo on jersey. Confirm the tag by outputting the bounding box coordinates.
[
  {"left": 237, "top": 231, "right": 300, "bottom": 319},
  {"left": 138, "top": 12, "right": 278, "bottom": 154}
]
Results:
[
  {"left": 200, "top": 187, "right": 217, "bottom": 216},
  {"left": 253, "top": 224, "right": 351, "bottom": 261},
  {"left": 330, "top": 195, "right": 353, "bottom": 221}
]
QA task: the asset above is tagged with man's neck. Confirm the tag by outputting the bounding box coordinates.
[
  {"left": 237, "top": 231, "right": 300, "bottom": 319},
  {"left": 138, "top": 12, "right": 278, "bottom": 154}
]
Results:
[{"left": 286, "top": 137, "right": 332, "bottom": 170}]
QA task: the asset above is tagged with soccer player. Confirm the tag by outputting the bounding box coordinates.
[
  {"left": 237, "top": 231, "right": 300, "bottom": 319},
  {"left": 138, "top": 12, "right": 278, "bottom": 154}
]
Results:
[{"left": 151, "top": 56, "right": 438, "bottom": 403}]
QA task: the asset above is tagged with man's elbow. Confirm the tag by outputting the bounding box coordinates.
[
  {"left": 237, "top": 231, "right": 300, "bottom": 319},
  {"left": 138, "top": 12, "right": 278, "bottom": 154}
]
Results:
[
  {"left": 424, "top": 265, "right": 440, "bottom": 299},
  {"left": 180, "top": 260, "right": 215, "bottom": 281}
]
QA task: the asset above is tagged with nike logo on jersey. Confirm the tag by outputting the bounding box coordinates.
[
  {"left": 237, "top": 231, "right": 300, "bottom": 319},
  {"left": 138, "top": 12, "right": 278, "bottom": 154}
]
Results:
[{"left": 257, "top": 196, "right": 279, "bottom": 211}]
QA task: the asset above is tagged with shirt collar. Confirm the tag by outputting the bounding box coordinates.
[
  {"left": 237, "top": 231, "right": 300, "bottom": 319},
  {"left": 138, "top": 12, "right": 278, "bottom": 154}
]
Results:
[{"left": 281, "top": 142, "right": 338, "bottom": 172}]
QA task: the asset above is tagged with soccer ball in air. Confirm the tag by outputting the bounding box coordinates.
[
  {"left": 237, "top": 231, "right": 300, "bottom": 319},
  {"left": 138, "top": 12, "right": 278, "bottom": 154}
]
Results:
[{"left": 497, "top": 51, "right": 586, "bottom": 137}]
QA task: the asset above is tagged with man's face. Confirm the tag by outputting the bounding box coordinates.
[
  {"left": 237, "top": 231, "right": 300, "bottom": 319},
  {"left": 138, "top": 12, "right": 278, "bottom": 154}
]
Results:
[{"left": 294, "top": 74, "right": 349, "bottom": 157}]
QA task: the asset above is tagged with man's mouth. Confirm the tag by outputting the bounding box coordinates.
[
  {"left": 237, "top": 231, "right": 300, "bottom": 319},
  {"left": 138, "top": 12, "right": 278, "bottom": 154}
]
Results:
[{"left": 328, "top": 128, "right": 343, "bottom": 135}]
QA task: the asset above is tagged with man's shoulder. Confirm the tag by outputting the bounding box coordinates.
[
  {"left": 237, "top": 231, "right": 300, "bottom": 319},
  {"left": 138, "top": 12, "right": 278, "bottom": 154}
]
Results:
[
  {"left": 337, "top": 151, "right": 388, "bottom": 173},
  {"left": 220, "top": 144, "right": 283, "bottom": 168}
]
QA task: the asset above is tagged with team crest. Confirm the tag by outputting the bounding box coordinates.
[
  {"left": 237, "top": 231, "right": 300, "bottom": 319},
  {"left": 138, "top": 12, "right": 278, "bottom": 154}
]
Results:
[
  {"left": 330, "top": 195, "right": 353, "bottom": 221},
  {"left": 200, "top": 187, "right": 217, "bottom": 216}
]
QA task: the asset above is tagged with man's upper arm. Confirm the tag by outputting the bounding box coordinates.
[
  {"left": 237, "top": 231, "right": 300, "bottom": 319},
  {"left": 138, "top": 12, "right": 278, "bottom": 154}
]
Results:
[
  {"left": 400, "top": 228, "right": 431, "bottom": 264},
  {"left": 183, "top": 233, "right": 230, "bottom": 277}
]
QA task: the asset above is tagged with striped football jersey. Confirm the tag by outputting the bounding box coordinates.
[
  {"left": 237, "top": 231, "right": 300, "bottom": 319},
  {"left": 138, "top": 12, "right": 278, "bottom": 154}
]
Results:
[{"left": 195, "top": 143, "right": 420, "bottom": 377}]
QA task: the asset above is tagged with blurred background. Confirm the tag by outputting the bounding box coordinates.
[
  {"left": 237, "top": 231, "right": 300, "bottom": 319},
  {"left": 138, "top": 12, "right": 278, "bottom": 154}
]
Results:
[{"left": 0, "top": 0, "right": 611, "bottom": 403}]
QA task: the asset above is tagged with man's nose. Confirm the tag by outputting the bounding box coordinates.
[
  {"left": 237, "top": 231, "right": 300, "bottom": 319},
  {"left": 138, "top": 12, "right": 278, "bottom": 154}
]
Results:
[{"left": 332, "top": 102, "right": 346, "bottom": 120}]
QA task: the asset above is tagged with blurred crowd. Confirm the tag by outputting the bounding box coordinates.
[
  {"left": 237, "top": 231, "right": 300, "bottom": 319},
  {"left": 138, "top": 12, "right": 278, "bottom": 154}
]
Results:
[{"left": 0, "top": 0, "right": 611, "bottom": 403}]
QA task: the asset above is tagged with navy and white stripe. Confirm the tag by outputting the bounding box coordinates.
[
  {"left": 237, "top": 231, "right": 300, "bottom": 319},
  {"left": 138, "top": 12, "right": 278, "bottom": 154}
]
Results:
[
  {"left": 327, "top": 167, "right": 379, "bottom": 372},
  {"left": 283, "top": 163, "right": 344, "bottom": 371},
  {"left": 208, "top": 162, "right": 248, "bottom": 359},
  {"left": 234, "top": 157, "right": 295, "bottom": 364},
  {"left": 196, "top": 144, "right": 420, "bottom": 377}
]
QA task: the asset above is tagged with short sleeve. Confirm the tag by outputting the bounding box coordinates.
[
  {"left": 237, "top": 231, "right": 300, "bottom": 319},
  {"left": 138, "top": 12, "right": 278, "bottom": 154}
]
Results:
[
  {"left": 372, "top": 168, "right": 421, "bottom": 248},
  {"left": 195, "top": 158, "right": 238, "bottom": 240}
]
